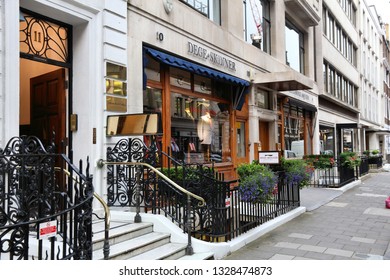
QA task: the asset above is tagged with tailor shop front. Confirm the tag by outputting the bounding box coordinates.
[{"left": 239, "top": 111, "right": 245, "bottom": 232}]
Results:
[{"left": 142, "top": 44, "right": 250, "bottom": 180}]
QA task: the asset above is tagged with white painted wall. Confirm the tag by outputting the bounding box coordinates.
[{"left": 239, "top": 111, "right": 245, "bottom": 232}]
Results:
[{"left": 0, "top": 0, "right": 128, "bottom": 200}]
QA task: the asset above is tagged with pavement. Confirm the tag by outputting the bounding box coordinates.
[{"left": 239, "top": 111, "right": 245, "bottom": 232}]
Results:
[{"left": 224, "top": 171, "right": 390, "bottom": 260}]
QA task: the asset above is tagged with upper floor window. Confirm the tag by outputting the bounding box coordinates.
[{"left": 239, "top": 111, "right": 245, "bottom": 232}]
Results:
[
  {"left": 180, "top": 0, "right": 221, "bottom": 24},
  {"left": 243, "top": 0, "right": 271, "bottom": 53},
  {"left": 323, "top": 6, "right": 357, "bottom": 67},
  {"left": 338, "top": 0, "right": 357, "bottom": 26},
  {"left": 285, "top": 20, "right": 304, "bottom": 73}
]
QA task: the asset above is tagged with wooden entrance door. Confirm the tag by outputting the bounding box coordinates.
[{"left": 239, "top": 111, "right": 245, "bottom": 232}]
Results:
[
  {"left": 259, "top": 121, "right": 270, "bottom": 151},
  {"left": 30, "top": 68, "right": 66, "bottom": 153}
]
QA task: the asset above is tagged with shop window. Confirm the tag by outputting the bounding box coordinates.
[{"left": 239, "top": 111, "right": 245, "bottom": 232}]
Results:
[
  {"left": 194, "top": 75, "right": 212, "bottom": 95},
  {"left": 143, "top": 53, "right": 239, "bottom": 165},
  {"left": 143, "top": 87, "right": 163, "bottom": 114},
  {"left": 342, "top": 129, "right": 353, "bottom": 152},
  {"left": 236, "top": 121, "right": 246, "bottom": 158},
  {"left": 144, "top": 55, "right": 160, "bottom": 82},
  {"left": 283, "top": 104, "right": 305, "bottom": 157},
  {"left": 320, "top": 127, "right": 334, "bottom": 155},
  {"left": 171, "top": 93, "right": 230, "bottom": 164},
  {"left": 170, "top": 68, "right": 192, "bottom": 90}
]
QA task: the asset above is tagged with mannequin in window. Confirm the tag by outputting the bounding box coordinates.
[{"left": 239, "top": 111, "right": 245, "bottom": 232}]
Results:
[
  {"left": 197, "top": 112, "right": 212, "bottom": 162},
  {"left": 197, "top": 112, "right": 212, "bottom": 145}
]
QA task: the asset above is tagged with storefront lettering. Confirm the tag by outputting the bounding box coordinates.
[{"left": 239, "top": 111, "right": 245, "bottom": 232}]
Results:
[
  {"left": 290, "top": 90, "right": 312, "bottom": 102},
  {"left": 187, "top": 42, "right": 236, "bottom": 72}
]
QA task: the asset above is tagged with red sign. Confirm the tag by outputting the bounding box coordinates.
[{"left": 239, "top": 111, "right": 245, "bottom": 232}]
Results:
[{"left": 38, "top": 221, "right": 57, "bottom": 239}]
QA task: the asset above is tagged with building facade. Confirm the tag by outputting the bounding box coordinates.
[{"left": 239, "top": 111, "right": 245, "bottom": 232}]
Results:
[
  {"left": 130, "top": 0, "right": 322, "bottom": 180},
  {"left": 382, "top": 24, "right": 390, "bottom": 160},
  {"left": 0, "top": 0, "right": 322, "bottom": 199},
  {"left": 320, "top": 0, "right": 360, "bottom": 156},
  {"left": 0, "top": 0, "right": 128, "bottom": 198},
  {"left": 4, "top": 0, "right": 390, "bottom": 204},
  {"left": 359, "top": 2, "right": 387, "bottom": 155}
]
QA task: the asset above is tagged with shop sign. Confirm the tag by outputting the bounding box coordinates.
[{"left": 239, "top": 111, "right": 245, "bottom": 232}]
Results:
[
  {"left": 187, "top": 42, "right": 236, "bottom": 72},
  {"left": 259, "top": 151, "right": 280, "bottom": 164},
  {"left": 287, "top": 90, "right": 314, "bottom": 103}
]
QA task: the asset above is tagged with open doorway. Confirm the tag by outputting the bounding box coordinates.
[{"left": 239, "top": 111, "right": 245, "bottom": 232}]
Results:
[
  {"left": 19, "top": 9, "right": 71, "bottom": 155},
  {"left": 20, "top": 61, "right": 67, "bottom": 153}
]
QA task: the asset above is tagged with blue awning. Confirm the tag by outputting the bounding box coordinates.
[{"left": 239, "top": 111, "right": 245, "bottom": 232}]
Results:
[{"left": 143, "top": 46, "right": 250, "bottom": 110}]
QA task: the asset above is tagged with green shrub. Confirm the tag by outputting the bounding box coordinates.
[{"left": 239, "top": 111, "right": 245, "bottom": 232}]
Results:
[
  {"left": 281, "top": 158, "right": 313, "bottom": 189},
  {"left": 237, "top": 161, "right": 277, "bottom": 204},
  {"left": 339, "top": 152, "right": 361, "bottom": 169}
]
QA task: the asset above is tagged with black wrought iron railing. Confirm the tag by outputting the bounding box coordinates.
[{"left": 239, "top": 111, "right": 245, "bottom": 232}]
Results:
[
  {"left": 307, "top": 158, "right": 357, "bottom": 188},
  {"left": 102, "top": 137, "right": 301, "bottom": 243},
  {"left": 0, "top": 136, "right": 93, "bottom": 260},
  {"left": 368, "top": 156, "right": 383, "bottom": 169},
  {"left": 359, "top": 156, "right": 369, "bottom": 177},
  {"left": 189, "top": 172, "right": 300, "bottom": 242}
]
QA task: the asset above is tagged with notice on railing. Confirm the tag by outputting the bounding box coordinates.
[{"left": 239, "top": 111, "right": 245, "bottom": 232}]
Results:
[{"left": 38, "top": 220, "right": 57, "bottom": 239}]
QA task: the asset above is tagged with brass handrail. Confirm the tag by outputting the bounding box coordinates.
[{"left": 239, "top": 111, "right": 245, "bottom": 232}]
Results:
[
  {"left": 55, "top": 167, "right": 111, "bottom": 259},
  {"left": 97, "top": 160, "right": 206, "bottom": 206},
  {"left": 97, "top": 159, "right": 206, "bottom": 255}
]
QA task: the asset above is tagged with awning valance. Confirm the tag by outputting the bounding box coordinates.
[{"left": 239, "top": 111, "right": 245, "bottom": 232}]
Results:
[
  {"left": 144, "top": 47, "right": 250, "bottom": 87},
  {"left": 143, "top": 46, "right": 250, "bottom": 110}
]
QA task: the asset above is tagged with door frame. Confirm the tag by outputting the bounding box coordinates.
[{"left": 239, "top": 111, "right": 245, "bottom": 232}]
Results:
[{"left": 20, "top": 8, "right": 73, "bottom": 158}]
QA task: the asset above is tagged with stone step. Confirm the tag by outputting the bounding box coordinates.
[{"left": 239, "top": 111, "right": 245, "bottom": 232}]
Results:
[
  {"left": 128, "top": 242, "right": 187, "bottom": 260},
  {"left": 92, "top": 216, "right": 214, "bottom": 260},
  {"left": 93, "top": 220, "right": 153, "bottom": 251},
  {"left": 93, "top": 231, "right": 171, "bottom": 260}
]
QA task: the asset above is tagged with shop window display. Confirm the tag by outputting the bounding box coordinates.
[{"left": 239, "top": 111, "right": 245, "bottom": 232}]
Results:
[
  {"left": 143, "top": 52, "right": 240, "bottom": 165},
  {"left": 171, "top": 93, "right": 230, "bottom": 164}
]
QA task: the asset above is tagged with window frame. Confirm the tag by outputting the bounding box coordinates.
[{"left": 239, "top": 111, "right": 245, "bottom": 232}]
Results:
[
  {"left": 180, "top": 0, "right": 221, "bottom": 24},
  {"left": 285, "top": 19, "right": 305, "bottom": 74}
]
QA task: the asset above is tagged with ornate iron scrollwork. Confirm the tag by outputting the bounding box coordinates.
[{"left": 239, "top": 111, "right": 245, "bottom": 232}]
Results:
[{"left": 0, "top": 136, "right": 93, "bottom": 260}]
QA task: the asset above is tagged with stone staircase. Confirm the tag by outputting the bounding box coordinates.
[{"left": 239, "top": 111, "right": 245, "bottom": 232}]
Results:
[{"left": 92, "top": 219, "right": 214, "bottom": 260}]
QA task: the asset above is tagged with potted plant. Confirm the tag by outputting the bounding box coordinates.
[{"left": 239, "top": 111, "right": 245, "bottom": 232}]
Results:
[
  {"left": 371, "top": 149, "right": 379, "bottom": 156},
  {"left": 303, "top": 154, "right": 335, "bottom": 170},
  {"left": 237, "top": 161, "right": 277, "bottom": 204},
  {"left": 339, "top": 152, "right": 361, "bottom": 169}
]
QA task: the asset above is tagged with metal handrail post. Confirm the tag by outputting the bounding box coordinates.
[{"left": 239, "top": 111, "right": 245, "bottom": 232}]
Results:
[
  {"left": 185, "top": 193, "right": 194, "bottom": 255},
  {"left": 97, "top": 159, "right": 206, "bottom": 254},
  {"left": 134, "top": 165, "right": 142, "bottom": 223}
]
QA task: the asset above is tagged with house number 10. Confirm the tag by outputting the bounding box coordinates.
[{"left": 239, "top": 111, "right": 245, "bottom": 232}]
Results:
[{"left": 156, "top": 32, "right": 164, "bottom": 42}]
